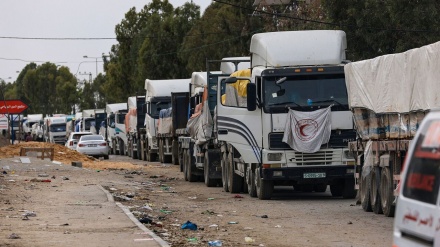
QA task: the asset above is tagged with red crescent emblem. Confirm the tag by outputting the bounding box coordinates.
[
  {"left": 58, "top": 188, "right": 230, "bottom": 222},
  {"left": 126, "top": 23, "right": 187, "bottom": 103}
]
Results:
[
  {"left": 299, "top": 124, "right": 309, "bottom": 137},
  {"left": 295, "top": 119, "right": 318, "bottom": 141}
]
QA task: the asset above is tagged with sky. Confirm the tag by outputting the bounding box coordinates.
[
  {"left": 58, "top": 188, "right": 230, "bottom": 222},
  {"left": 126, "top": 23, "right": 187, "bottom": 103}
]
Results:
[{"left": 0, "top": 0, "right": 211, "bottom": 84}]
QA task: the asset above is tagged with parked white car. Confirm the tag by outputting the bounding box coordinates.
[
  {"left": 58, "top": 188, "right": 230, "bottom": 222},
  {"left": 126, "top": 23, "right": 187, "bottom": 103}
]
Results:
[
  {"left": 76, "top": 134, "right": 109, "bottom": 159},
  {"left": 65, "top": 132, "right": 93, "bottom": 150}
]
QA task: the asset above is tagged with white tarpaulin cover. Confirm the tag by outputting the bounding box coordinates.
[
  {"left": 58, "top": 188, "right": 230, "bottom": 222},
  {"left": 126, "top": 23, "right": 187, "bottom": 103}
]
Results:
[
  {"left": 186, "top": 87, "right": 213, "bottom": 145},
  {"left": 345, "top": 41, "right": 440, "bottom": 113},
  {"left": 282, "top": 106, "right": 332, "bottom": 153}
]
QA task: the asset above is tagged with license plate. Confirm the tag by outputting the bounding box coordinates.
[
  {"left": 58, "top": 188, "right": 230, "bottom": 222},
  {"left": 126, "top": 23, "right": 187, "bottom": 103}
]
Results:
[
  {"left": 303, "top": 172, "right": 326, "bottom": 179},
  {"left": 88, "top": 144, "right": 97, "bottom": 147}
]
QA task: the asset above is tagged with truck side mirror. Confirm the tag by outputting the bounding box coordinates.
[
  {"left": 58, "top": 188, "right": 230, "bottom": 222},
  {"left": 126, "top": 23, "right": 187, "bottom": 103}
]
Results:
[{"left": 247, "top": 83, "right": 257, "bottom": 111}]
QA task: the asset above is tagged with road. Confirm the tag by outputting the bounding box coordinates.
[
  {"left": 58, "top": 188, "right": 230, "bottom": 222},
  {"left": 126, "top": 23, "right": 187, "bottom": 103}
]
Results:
[{"left": 109, "top": 154, "right": 395, "bottom": 247}]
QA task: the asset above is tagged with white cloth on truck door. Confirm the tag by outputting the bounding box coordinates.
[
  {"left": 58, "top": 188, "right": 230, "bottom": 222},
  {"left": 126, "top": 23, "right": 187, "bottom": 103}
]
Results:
[
  {"left": 157, "top": 107, "right": 173, "bottom": 134},
  {"left": 187, "top": 101, "right": 213, "bottom": 146},
  {"left": 282, "top": 106, "right": 332, "bottom": 153}
]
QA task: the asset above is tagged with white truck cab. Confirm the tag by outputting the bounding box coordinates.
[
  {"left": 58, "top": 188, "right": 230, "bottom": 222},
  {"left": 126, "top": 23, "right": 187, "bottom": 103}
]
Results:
[{"left": 394, "top": 111, "right": 440, "bottom": 247}]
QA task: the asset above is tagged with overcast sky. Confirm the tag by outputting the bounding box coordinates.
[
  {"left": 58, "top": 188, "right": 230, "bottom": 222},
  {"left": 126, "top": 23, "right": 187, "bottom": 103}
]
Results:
[{"left": 0, "top": 0, "right": 211, "bottom": 84}]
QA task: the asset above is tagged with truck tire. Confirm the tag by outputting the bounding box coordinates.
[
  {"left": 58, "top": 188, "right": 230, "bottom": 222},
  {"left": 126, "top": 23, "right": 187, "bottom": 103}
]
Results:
[
  {"left": 342, "top": 178, "right": 356, "bottom": 199},
  {"left": 183, "top": 149, "right": 189, "bottom": 181},
  {"left": 221, "top": 152, "right": 229, "bottom": 192},
  {"left": 228, "top": 152, "right": 243, "bottom": 193},
  {"left": 172, "top": 140, "right": 179, "bottom": 165},
  {"left": 314, "top": 184, "right": 327, "bottom": 192},
  {"left": 132, "top": 140, "right": 138, "bottom": 159},
  {"left": 113, "top": 140, "right": 118, "bottom": 155},
  {"left": 255, "top": 167, "right": 273, "bottom": 200},
  {"left": 159, "top": 139, "right": 164, "bottom": 163},
  {"left": 119, "top": 141, "right": 125, "bottom": 156},
  {"left": 204, "top": 151, "right": 217, "bottom": 187},
  {"left": 330, "top": 183, "right": 343, "bottom": 197},
  {"left": 136, "top": 139, "right": 141, "bottom": 160},
  {"left": 370, "top": 166, "right": 383, "bottom": 214},
  {"left": 246, "top": 166, "right": 257, "bottom": 197},
  {"left": 186, "top": 149, "right": 197, "bottom": 182},
  {"left": 380, "top": 167, "right": 395, "bottom": 217},
  {"left": 127, "top": 141, "right": 132, "bottom": 157},
  {"left": 178, "top": 143, "right": 184, "bottom": 172},
  {"left": 360, "top": 166, "right": 373, "bottom": 212}
]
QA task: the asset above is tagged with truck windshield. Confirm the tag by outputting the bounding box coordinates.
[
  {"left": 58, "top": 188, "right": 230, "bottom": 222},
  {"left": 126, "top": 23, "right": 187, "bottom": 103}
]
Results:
[
  {"left": 402, "top": 119, "right": 440, "bottom": 205},
  {"left": 151, "top": 101, "right": 171, "bottom": 119},
  {"left": 117, "top": 113, "right": 126, "bottom": 124},
  {"left": 263, "top": 73, "right": 348, "bottom": 113},
  {"left": 84, "top": 119, "right": 95, "bottom": 131},
  {"left": 50, "top": 124, "right": 66, "bottom": 132}
]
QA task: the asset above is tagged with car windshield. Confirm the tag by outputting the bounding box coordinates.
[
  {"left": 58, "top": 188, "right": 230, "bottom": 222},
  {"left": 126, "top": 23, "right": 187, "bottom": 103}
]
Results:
[
  {"left": 80, "top": 135, "right": 103, "bottom": 141},
  {"left": 72, "top": 133, "right": 91, "bottom": 140},
  {"left": 263, "top": 73, "right": 348, "bottom": 113}
]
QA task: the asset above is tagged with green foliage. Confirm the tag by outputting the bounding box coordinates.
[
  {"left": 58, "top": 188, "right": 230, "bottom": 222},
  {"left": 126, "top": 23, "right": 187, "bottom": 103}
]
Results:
[{"left": 322, "top": 0, "right": 440, "bottom": 60}]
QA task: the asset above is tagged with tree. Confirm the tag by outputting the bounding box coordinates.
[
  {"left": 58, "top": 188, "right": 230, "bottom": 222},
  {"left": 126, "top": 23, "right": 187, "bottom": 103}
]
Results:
[
  {"left": 180, "top": 1, "right": 259, "bottom": 73},
  {"left": 322, "top": 0, "right": 440, "bottom": 60}
]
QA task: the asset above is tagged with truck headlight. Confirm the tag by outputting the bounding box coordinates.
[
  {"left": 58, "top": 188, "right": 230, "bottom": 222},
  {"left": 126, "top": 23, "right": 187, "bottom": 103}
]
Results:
[{"left": 267, "top": 153, "right": 283, "bottom": 161}]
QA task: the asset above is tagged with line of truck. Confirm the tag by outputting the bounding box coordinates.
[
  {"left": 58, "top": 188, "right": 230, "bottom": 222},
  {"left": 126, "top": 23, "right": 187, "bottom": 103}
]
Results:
[
  {"left": 113, "top": 30, "right": 356, "bottom": 201},
  {"left": 105, "top": 30, "right": 440, "bottom": 220}
]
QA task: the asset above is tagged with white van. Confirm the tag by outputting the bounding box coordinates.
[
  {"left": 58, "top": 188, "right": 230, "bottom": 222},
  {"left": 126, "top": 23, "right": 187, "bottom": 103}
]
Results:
[{"left": 393, "top": 111, "right": 440, "bottom": 247}]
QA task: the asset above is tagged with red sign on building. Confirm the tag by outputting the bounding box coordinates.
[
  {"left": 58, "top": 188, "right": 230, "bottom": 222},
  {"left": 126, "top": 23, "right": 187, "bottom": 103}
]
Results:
[{"left": 0, "top": 100, "right": 28, "bottom": 114}]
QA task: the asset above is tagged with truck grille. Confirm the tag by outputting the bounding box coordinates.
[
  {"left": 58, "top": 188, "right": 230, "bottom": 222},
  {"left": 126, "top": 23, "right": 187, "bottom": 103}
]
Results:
[
  {"left": 291, "top": 149, "right": 343, "bottom": 166},
  {"left": 269, "top": 130, "right": 356, "bottom": 150}
]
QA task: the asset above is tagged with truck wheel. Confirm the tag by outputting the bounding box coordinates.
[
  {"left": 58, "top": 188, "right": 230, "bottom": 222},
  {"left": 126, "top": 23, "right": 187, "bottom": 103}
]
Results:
[
  {"left": 178, "top": 143, "right": 184, "bottom": 172},
  {"left": 360, "top": 166, "right": 373, "bottom": 212},
  {"left": 159, "top": 139, "right": 164, "bottom": 163},
  {"left": 330, "top": 183, "right": 343, "bottom": 197},
  {"left": 370, "top": 166, "right": 383, "bottom": 214},
  {"left": 172, "top": 140, "right": 179, "bottom": 165},
  {"left": 183, "top": 149, "right": 189, "bottom": 181},
  {"left": 380, "top": 167, "right": 395, "bottom": 217},
  {"left": 127, "top": 141, "right": 132, "bottom": 157},
  {"left": 119, "top": 141, "right": 125, "bottom": 156},
  {"left": 113, "top": 140, "right": 118, "bottom": 155},
  {"left": 221, "top": 152, "right": 229, "bottom": 192},
  {"left": 204, "top": 151, "right": 217, "bottom": 187},
  {"left": 246, "top": 166, "right": 257, "bottom": 197},
  {"left": 228, "top": 152, "right": 243, "bottom": 193},
  {"left": 342, "top": 178, "right": 356, "bottom": 199},
  {"left": 136, "top": 139, "right": 141, "bottom": 160},
  {"left": 132, "top": 140, "right": 138, "bottom": 159},
  {"left": 255, "top": 167, "right": 273, "bottom": 200},
  {"left": 314, "top": 184, "right": 327, "bottom": 192},
  {"left": 186, "top": 149, "right": 197, "bottom": 182}
]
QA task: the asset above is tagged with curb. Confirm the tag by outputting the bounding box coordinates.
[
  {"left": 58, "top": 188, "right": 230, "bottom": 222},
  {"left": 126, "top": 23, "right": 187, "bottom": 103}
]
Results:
[{"left": 97, "top": 184, "right": 171, "bottom": 247}]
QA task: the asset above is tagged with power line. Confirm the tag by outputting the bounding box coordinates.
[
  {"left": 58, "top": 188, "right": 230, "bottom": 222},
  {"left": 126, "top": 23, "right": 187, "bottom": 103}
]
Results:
[{"left": 213, "top": 0, "right": 438, "bottom": 33}]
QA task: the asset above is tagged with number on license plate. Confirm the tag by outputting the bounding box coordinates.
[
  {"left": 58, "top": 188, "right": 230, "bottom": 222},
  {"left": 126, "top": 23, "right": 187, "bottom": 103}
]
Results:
[
  {"left": 303, "top": 172, "right": 326, "bottom": 179},
  {"left": 88, "top": 144, "right": 97, "bottom": 147}
]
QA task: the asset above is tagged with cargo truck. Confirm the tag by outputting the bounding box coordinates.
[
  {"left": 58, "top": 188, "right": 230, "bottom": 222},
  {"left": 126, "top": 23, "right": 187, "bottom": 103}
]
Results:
[
  {"left": 125, "top": 96, "right": 146, "bottom": 159},
  {"left": 152, "top": 79, "right": 191, "bottom": 163},
  {"left": 44, "top": 116, "right": 67, "bottom": 144},
  {"left": 345, "top": 41, "right": 440, "bottom": 217},
  {"left": 179, "top": 57, "right": 250, "bottom": 186},
  {"left": 217, "top": 30, "right": 356, "bottom": 199},
  {"left": 105, "top": 103, "right": 128, "bottom": 155}
]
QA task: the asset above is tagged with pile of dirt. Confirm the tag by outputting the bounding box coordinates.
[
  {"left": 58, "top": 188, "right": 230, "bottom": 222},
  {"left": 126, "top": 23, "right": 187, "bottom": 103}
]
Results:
[{"left": 0, "top": 142, "right": 142, "bottom": 170}]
